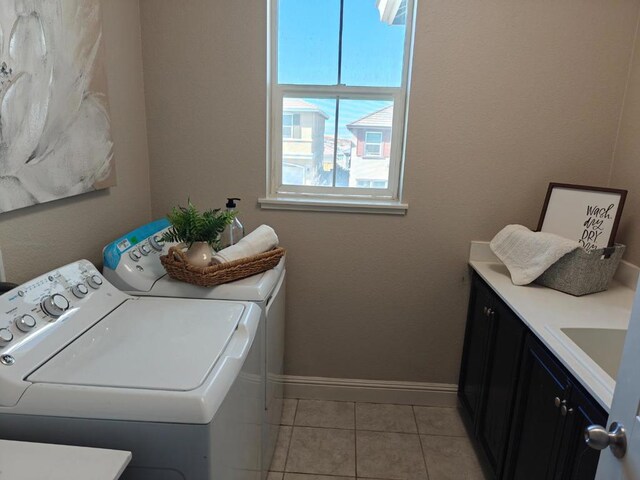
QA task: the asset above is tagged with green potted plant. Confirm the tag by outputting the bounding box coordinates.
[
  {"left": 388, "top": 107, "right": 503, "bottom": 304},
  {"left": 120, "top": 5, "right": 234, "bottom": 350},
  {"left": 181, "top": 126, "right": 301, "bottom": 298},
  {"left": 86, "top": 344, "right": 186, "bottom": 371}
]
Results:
[{"left": 162, "top": 200, "right": 235, "bottom": 267}]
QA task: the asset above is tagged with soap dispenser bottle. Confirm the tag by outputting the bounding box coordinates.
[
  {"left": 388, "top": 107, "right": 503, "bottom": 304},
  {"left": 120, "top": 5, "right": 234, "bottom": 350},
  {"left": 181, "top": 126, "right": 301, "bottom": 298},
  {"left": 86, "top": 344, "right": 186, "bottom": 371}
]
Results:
[{"left": 221, "top": 197, "right": 244, "bottom": 248}]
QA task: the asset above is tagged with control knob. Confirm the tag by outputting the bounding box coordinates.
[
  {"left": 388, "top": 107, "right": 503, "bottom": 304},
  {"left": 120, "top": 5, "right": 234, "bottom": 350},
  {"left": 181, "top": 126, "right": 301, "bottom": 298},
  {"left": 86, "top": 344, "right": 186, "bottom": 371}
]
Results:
[
  {"left": 149, "top": 235, "right": 165, "bottom": 251},
  {"left": 41, "top": 294, "right": 70, "bottom": 318},
  {"left": 72, "top": 283, "right": 89, "bottom": 298},
  {"left": 0, "top": 328, "right": 13, "bottom": 347},
  {"left": 16, "top": 314, "right": 36, "bottom": 332},
  {"left": 129, "top": 250, "right": 142, "bottom": 262},
  {"left": 139, "top": 244, "right": 151, "bottom": 256},
  {"left": 87, "top": 275, "right": 103, "bottom": 289}
]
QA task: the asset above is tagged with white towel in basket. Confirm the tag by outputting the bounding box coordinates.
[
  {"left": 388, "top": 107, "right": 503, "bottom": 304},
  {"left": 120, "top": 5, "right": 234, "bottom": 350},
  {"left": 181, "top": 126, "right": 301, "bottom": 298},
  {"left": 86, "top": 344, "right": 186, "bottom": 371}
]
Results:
[
  {"left": 212, "top": 224, "right": 279, "bottom": 264},
  {"left": 489, "top": 224, "right": 581, "bottom": 285}
]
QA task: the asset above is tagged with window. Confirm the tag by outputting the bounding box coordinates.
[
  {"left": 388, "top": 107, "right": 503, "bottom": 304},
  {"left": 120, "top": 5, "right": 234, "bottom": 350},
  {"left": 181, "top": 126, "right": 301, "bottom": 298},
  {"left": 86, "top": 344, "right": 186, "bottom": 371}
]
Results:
[
  {"left": 283, "top": 113, "right": 301, "bottom": 139},
  {"left": 364, "top": 131, "right": 383, "bottom": 157},
  {"left": 261, "top": 0, "right": 415, "bottom": 214},
  {"left": 356, "top": 179, "right": 388, "bottom": 189}
]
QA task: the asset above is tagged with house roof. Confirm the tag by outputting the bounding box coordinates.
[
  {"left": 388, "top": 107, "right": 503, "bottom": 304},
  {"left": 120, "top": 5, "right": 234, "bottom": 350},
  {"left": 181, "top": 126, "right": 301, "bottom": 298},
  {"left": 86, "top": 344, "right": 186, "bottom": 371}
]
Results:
[
  {"left": 323, "top": 135, "right": 353, "bottom": 156},
  {"left": 347, "top": 105, "right": 393, "bottom": 130},
  {"left": 283, "top": 98, "right": 329, "bottom": 119}
]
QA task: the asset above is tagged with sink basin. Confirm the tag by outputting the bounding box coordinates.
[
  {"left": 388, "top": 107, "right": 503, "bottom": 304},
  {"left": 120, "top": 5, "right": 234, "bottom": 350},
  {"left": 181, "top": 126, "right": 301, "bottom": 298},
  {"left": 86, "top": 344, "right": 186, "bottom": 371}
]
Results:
[{"left": 560, "top": 328, "right": 627, "bottom": 380}]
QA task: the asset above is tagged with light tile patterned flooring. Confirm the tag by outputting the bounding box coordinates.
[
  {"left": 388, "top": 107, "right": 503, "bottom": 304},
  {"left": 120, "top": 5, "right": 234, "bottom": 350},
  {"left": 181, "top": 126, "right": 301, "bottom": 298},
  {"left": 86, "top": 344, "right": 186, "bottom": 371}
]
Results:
[{"left": 269, "top": 399, "right": 487, "bottom": 480}]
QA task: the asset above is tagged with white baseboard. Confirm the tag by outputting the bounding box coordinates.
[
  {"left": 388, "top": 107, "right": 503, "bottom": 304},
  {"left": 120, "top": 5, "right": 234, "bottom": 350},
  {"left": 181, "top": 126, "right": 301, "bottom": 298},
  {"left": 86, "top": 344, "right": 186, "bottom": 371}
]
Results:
[{"left": 282, "top": 375, "right": 458, "bottom": 406}]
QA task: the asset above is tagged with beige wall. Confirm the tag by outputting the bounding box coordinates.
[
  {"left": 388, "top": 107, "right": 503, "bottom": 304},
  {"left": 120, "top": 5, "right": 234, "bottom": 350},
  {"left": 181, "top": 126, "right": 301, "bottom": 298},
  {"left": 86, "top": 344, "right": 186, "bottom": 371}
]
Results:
[
  {"left": 610, "top": 18, "right": 640, "bottom": 266},
  {"left": 140, "top": 0, "right": 640, "bottom": 383},
  {"left": 0, "top": 0, "right": 152, "bottom": 283}
]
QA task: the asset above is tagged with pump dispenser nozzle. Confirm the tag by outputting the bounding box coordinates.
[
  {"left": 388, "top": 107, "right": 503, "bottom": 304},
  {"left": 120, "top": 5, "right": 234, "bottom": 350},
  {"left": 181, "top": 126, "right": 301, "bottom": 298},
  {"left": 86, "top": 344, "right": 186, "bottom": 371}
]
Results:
[{"left": 226, "top": 198, "right": 241, "bottom": 209}]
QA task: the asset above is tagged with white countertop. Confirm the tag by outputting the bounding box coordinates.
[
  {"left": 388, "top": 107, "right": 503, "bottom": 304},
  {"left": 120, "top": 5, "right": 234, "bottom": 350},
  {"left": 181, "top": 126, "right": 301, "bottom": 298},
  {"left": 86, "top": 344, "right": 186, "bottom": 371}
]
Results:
[
  {"left": 0, "top": 440, "right": 131, "bottom": 480},
  {"left": 469, "top": 241, "right": 638, "bottom": 412}
]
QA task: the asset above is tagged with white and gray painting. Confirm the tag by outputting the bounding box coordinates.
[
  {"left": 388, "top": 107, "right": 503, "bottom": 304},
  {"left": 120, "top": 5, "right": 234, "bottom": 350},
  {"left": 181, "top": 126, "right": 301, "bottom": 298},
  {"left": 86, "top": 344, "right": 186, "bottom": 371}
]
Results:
[{"left": 0, "top": 0, "right": 114, "bottom": 213}]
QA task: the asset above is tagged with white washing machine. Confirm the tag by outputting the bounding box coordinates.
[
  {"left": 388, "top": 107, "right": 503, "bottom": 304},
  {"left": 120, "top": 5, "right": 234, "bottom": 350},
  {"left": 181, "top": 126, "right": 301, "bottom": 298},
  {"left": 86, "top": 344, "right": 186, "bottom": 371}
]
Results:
[
  {"left": 102, "top": 219, "right": 285, "bottom": 478},
  {"left": 0, "top": 260, "right": 263, "bottom": 480}
]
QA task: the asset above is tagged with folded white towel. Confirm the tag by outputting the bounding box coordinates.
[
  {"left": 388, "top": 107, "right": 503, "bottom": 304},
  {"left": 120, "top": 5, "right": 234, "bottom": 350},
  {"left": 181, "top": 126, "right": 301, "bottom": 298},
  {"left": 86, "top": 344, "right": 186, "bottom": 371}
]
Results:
[
  {"left": 212, "top": 224, "right": 279, "bottom": 264},
  {"left": 489, "top": 224, "right": 580, "bottom": 285}
]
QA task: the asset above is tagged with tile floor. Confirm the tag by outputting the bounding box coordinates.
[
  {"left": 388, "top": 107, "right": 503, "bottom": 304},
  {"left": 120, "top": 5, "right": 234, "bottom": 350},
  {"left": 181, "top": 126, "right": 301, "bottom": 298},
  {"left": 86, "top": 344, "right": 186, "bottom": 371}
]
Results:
[{"left": 269, "top": 399, "right": 487, "bottom": 480}]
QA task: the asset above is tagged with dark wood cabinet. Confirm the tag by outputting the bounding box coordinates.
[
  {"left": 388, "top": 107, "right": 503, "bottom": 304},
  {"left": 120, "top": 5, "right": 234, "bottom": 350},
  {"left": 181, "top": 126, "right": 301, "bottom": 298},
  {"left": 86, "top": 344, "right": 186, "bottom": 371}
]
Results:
[
  {"left": 458, "top": 274, "right": 526, "bottom": 476},
  {"left": 505, "top": 336, "right": 607, "bottom": 480},
  {"left": 478, "top": 299, "right": 527, "bottom": 476},
  {"left": 459, "top": 276, "right": 495, "bottom": 423},
  {"left": 459, "top": 273, "right": 607, "bottom": 480},
  {"left": 554, "top": 371, "right": 607, "bottom": 480},
  {"left": 505, "top": 336, "right": 573, "bottom": 480}
]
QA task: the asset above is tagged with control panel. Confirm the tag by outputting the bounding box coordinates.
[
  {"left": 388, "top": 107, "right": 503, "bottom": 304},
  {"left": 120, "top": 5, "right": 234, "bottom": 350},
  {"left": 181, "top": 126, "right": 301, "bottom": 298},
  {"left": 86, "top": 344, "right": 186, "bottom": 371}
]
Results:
[
  {"left": 103, "top": 219, "right": 179, "bottom": 293},
  {"left": 127, "top": 233, "right": 164, "bottom": 262},
  {"left": 0, "top": 261, "right": 111, "bottom": 354},
  {"left": 0, "top": 260, "right": 130, "bottom": 407}
]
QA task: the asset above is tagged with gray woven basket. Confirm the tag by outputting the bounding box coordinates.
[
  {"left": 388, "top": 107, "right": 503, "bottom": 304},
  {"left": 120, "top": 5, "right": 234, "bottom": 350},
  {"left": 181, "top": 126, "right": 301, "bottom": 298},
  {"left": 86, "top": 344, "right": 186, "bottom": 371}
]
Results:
[{"left": 535, "top": 244, "right": 626, "bottom": 296}]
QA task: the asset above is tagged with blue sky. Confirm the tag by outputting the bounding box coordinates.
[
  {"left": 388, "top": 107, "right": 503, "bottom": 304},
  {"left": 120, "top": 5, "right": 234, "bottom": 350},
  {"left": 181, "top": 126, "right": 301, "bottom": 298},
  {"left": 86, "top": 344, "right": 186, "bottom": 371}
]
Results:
[{"left": 278, "top": 0, "right": 405, "bottom": 137}]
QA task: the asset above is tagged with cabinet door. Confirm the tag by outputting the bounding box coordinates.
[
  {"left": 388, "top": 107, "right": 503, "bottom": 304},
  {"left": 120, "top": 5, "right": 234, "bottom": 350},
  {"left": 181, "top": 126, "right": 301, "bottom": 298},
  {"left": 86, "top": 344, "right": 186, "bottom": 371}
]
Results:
[
  {"left": 478, "top": 299, "right": 526, "bottom": 476},
  {"left": 458, "top": 275, "right": 495, "bottom": 425},
  {"left": 505, "top": 336, "right": 571, "bottom": 480},
  {"left": 555, "top": 385, "right": 607, "bottom": 480}
]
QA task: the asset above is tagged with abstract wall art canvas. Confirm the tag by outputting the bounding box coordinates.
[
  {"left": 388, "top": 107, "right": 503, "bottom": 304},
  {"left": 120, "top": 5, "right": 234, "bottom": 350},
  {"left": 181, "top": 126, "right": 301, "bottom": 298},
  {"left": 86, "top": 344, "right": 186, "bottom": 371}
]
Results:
[{"left": 0, "top": 0, "right": 114, "bottom": 213}]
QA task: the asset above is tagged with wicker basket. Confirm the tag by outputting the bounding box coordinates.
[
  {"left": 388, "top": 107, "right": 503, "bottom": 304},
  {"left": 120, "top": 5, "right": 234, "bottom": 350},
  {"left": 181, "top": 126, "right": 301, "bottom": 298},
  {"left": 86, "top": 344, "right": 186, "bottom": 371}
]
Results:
[{"left": 160, "top": 246, "right": 285, "bottom": 287}]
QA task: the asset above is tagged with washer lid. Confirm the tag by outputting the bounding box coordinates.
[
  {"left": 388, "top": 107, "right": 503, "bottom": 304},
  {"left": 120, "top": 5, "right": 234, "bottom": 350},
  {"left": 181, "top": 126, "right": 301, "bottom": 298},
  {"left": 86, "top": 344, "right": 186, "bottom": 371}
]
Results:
[{"left": 27, "top": 298, "right": 245, "bottom": 391}]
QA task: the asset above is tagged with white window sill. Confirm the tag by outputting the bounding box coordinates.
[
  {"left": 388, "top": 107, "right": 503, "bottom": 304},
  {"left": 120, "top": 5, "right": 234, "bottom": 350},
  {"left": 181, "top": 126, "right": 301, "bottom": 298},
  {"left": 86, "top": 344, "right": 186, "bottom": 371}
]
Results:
[{"left": 258, "top": 196, "right": 408, "bottom": 215}]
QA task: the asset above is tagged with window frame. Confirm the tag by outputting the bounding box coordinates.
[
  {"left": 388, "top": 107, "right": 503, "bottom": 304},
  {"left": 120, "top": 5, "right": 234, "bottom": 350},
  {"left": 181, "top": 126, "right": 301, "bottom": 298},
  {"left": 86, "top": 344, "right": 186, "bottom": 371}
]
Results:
[
  {"left": 364, "top": 131, "right": 384, "bottom": 158},
  {"left": 282, "top": 113, "right": 301, "bottom": 139},
  {"left": 356, "top": 179, "right": 389, "bottom": 189},
  {"left": 262, "top": 0, "right": 416, "bottom": 214}
]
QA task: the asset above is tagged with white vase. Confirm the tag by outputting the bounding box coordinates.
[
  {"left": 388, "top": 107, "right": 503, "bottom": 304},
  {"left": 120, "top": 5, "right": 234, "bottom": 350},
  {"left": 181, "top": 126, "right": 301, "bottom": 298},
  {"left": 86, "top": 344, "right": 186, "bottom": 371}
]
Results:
[{"left": 185, "top": 242, "right": 212, "bottom": 268}]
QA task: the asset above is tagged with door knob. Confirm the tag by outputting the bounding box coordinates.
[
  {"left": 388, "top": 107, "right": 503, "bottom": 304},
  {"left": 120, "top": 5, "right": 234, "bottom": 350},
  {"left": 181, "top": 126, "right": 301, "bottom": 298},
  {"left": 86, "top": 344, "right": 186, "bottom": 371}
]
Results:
[{"left": 584, "top": 422, "right": 627, "bottom": 458}]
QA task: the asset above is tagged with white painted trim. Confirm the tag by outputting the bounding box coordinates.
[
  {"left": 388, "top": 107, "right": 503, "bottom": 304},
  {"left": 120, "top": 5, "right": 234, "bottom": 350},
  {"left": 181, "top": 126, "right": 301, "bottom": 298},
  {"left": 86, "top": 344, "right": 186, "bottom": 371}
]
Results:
[
  {"left": 281, "top": 375, "right": 458, "bottom": 406},
  {"left": 271, "top": 88, "right": 404, "bottom": 200},
  {"left": 275, "top": 85, "right": 401, "bottom": 97},
  {"left": 258, "top": 197, "right": 408, "bottom": 215},
  {"left": 267, "top": 0, "right": 416, "bottom": 206}
]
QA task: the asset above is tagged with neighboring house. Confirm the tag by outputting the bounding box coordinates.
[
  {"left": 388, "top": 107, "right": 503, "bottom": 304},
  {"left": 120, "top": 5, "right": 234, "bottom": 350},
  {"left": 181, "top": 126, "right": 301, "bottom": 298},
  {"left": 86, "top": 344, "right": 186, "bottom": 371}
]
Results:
[
  {"left": 281, "top": 98, "right": 328, "bottom": 186},
  {"left": 322, "top": 136, "right": 353, "bottom": 187},
  {"left": 346, "top": 105, "right": 393, "bottom": 189}
]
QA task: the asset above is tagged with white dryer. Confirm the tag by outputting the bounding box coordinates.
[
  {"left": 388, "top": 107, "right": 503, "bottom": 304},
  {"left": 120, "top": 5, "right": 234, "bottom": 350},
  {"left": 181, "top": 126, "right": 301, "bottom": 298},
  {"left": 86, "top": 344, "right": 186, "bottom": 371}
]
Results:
[
  {"left": 0, "top": 260, "right": 263, "bottom": 480},
  {"left": 102, "top": 219, "right": 285, "bottom": 478}
]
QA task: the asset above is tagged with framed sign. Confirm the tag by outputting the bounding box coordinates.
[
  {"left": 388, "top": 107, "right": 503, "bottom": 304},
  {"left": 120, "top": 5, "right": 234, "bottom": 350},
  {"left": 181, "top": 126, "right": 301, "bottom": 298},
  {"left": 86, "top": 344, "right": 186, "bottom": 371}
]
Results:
[{"left": 537, "top": 183, "right": 627, "bottom": 252}]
